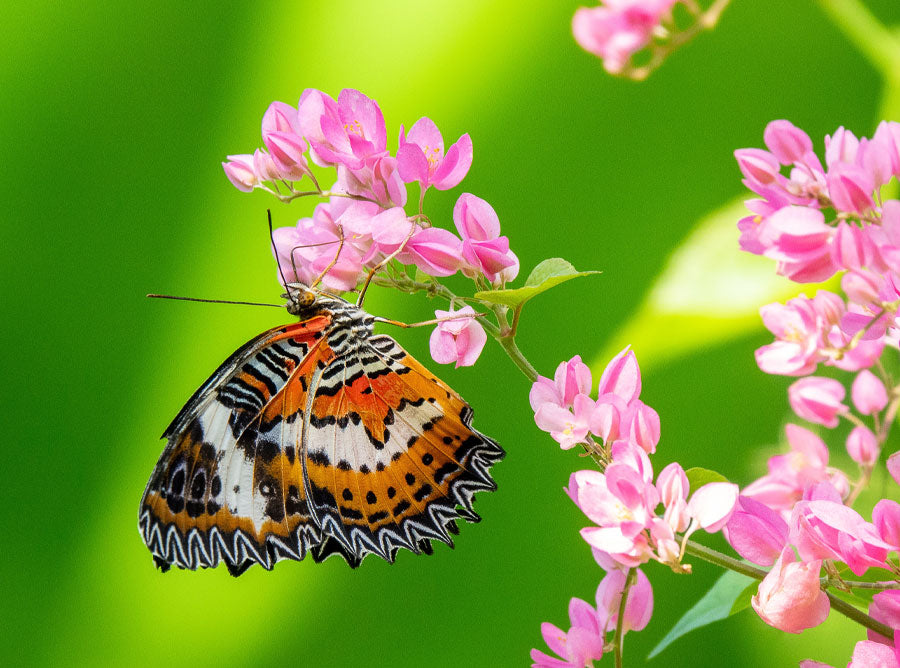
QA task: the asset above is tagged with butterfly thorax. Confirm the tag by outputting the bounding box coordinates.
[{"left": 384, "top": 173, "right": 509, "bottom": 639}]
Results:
[{"left": 284, "top": 284, "right": 374, "bottom": 356}]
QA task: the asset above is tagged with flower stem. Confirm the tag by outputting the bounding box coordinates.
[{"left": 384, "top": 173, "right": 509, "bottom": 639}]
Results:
[
  {"left": 613, "top": 569, "right": 637, "bottom": 668},
  {"left": 684, "top": 540, "right": 895, "bottom": 637}
]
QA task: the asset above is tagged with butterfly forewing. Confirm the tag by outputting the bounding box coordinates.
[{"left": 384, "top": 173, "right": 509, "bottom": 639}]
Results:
[{"left": 139, "top": 296, "right": 504, "bottom": 574}]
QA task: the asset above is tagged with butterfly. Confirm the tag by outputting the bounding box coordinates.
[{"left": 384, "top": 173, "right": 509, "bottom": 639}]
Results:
[{"left": 138, "top": 283, "right": 504, "bottom": 575}]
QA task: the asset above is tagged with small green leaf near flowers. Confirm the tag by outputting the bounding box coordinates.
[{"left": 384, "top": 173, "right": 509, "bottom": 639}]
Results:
[
  {"left": 685, "top": 467, "right": 730, "bottom": 491},
  {"left": 472, "top": 258, "right": 600, "bottom": 308}
]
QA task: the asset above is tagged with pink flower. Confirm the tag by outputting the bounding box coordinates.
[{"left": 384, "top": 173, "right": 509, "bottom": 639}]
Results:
[
  {"left": 597, "top": 346, "right": 641, "bottom": 403},
  {"left": 397, "top": 117, "right": 473, "bottom": 192},
  {"left": 263, "top": 131, "right": 309, "bottom": 180},
  {"left": 889, "top": 453, "right": 900, "bottom": 487},
  {"left": 788, "top": 377, "right": 848, "bottom": 428},
  {"left": 764, "top": 120, "right": 814, "bottom": 165},
  {"left": 686, "top": 482, "right": 739, "bottom": 533},
  {"left": 741, "top": 423, "right": 840, "bottom": 517},
  {"left": 869, "top": 590, "right": 900, "bottom": 646},
  {"left": 572, "top": 1, "right": 675, "bottom": 75},
  {"left": 846, "top": 425, "right": 879, "bottom": 467},
  {"left": 873, "top": 499, "right": 900, "bottom": 549},
  {"left": 429, "top": 305, "right": 486, "bottom": 368},
  {"left": 452, "top": 193, "right": 517, "bottom": 282},
  {"left": 827, "top": 163, "right": 875, "bottom": 215},
  {"left": 832, "top": 221, "right": 877, "bottom": 271},
  {"left": 826, "top": 126, "right": 860, "bottom": 167},
  {"left": 790, "top": 499, "right": 891, "bottom": 575},
  {"left": 568, "top": 467, "right": 658, "bottom": 567},
  {"left": 849, "top": 640, "right": 900, "bottom": 667},
  {"left": 843, "top": 269, "right": 883, "bottom": 305},
  {"left": 759, "top": 206, "right": 837, "bottom": 283},
  {"left": 751, "top": 547, "right": 829, "bottom": 633},
  {"left": 261, "top": 100, "right": 300, "bottom": 138},
  {"left": 399, "top": 226, "right": 463, "bottom": 277},
  {"left": 529, "top": 356, "right": 593, "bottom": 412},
  {"left": 735, "top": 148, "right": 782, "bottom": 188},
  {"left": 621, "top": 400, "right": 660, "bottom": 454},
  {"left": 298, "top": 88, "right": 387, "bottom": 170},
  {"left": 222, "top": 154, "right": 258, "bottom": 192},
  {"left": 723, "top": 496, "right": 789, "bottom": 566},
  {"left": 536, "top": 394, "right": 597, "bottom": 450},
  {"left": 755, "top": 295, "right": 827, "bottom": 376},
  {"left": 595, "top": 568, "right": 653, "bottom": 633},
  {"left": 852, "top": 370, "right": 889, "bottom": 415},
  {"left": 531, "top": 597, "right": 605, "bottom": 668}
]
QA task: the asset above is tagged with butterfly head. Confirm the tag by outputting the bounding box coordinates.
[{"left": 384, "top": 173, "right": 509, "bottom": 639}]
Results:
[{"left": 283, "top": 282, "right": 318, "bottom": 316}]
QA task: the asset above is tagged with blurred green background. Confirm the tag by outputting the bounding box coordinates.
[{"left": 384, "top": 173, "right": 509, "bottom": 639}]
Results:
[{"left": 3, "top": 0, "right": 899, "bottom": 665}]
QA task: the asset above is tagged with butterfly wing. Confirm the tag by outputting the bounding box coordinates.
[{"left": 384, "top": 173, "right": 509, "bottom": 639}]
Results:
[
  {"left": 140, "top": 313, "right": 504, "bottom": 574},
  {"left": 138, "top": 316, "right": 330, "bottom": 575},
  {"left": 295, "top": 333, "right": 505, "bottom": 565}
]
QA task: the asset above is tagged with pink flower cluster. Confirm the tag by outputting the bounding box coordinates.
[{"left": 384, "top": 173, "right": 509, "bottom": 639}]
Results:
[
  {"left": 530, "top": 348, "right": 739, "bottom": 662},
  {"left": 223, "top": 89, "right": 518, "bottom": 293},
  {"left": 531, "top": 569, "right": 653, "bottom": 667},
  {"left": 737, "top": 120, "right": 900, "bottom": 282},
  {"left": 572, "top": 1, "right": 676, "bottom": 74},
  {"left": 529, "top": 348, "right": 660, "bottom": 453}
]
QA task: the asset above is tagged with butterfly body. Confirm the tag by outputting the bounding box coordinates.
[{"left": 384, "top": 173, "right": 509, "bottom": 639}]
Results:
[{"left": 139, "top": 286, "right": 503, "bottom": 575}]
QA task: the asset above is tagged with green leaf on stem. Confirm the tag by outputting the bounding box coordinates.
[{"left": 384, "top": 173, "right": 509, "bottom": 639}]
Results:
[
  {"left": 472, "top": 258, "right": 600, "bottom": 308},
  {"left": 648, "top": 570, "right": 754, "bottom": 658},
  {"left": 685, "top": 467, "right": 729, "bottom": 490},
  {"left": 730, "top": 580, "right": 759, "bottom": 616}
]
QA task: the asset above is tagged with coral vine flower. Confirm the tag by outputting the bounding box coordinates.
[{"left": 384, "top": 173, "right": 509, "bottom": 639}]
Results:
[
  {"left": 298, "top": 88, "right": 387, "bottom": 170},
  {"left": 453, "top": 193, "right": 517, "bottom": 283},
  {"left": 572, "top": 0, "right": 676, "bottom": 75},
  {"left": 397, "top": 117, "right": 473, "bottom": 192},
  {"left": 788, "top": 377, "right": 848, "bottom": 428},
  {"left": 531, "top": 596, "right": 605, "bottom": 668},
  {"left": 751, "top": 547, "right": 829, "bottom": 634},
  {"left": 429, "top": 305, "right": 486, "bottom": 368}
]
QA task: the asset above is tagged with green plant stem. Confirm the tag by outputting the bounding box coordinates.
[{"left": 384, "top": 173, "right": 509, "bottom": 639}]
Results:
[
  {"left": 816, "top": 0, "right": 900, "bottom": 78},
  {"left": 613, "top": 569, "right": 637, "bottom": 668},
  {"left": 684, "top": 540, "right": 895, "bottom": 637}
]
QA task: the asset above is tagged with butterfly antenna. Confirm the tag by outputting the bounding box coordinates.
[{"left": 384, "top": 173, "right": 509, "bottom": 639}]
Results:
[
  {"left": 147, "top": 294, "right": 285, "bottom": 308},
  {"left": 356, "top": 216, "right": 418, "bottom": 307},
  {"left": 269, "top": 210, "right": 292, "bottom": 296},
  {"left": 308, "top": 224, "right": 346, "bottom": 290}
]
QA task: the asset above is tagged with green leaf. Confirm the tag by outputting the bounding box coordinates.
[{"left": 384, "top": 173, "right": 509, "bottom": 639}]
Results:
[
  {"left": 730, "top": 580, "right": 759, "bottom": 616},
  {"left": 473, "top": 258, "right": 600, "bottom": 308},
  {"left": 685, "top": 467, "right": 729, "bottom": 490},
  {"left": 648, "top": 570, "right": 754, "bottom": 659}
]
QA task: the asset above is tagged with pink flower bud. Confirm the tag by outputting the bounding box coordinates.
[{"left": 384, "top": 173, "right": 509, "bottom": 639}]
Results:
[
  {"left": 852, "top": 370, "right": 889, "bottom": 415},
  {"left": 596, "top": 568, "right": 653, "bottom": 633},
  {"left": 429, "top": 305, "right": 486, "bottom": 368},
  {"left": 252, "top": 149, "right": 280, "bottom": 182},
  {"left": 222, "top": 154, "right": 258, "bottom": 192},
  {"left": 263, "top": 131, "right": 309, "bottom": 180},
  {"left": 849, "top": 640, "right": 900, "bottom": 667},
  {"left": 888, "top": 452, "right": 900, "bottom": 487},
  {"left": 859, "top": 136, "right": 895, "bottom": 188},
  {"left": 827, "top": 163, "right": 875, "bottom": 215},
  {"left": 873, "top": 499, "right": 900, "bottom": 549},
  {"left": 687, "top": 482, "right": 739, "bottom": 533},
  {"left": 846, "top": 425, "right": 879, "bottom": 466},
  {"left": 788, "top": 377, "right": 848, "bottom": 428},
  {"left": 597, "top": 346, "right": 641, "bottom": 404},
  {"left": 554, "top": 355, "right": 593, "bottom": 408},
  {"left": 400, "top": 227, "right": 462, "bottom": 277},
  {"left": 623, "top": 400, "right": 660, "bottom": 454},
  {"left": 261, "top": 100, "right": 300, "bottom": 138},
  {"left": 723, "top": 496, "right": 788, "bottom": 566},
  {"left": 735, "top": 148, "right": 782, "bottom": 186},
  {"left": 872, "top": 120, "right": 900, "bottom": 177},
  {"left": 589, "top": 394, "right": 626, "bottom": 443},
  {"left": 825, "top": 126, "right": 860, "bottom": 167},
  {"left": 764, "top": 120, "right": 814, "bottom": 164},
  {"left": 832, "top": 221, "right": 876, "bottom": 271},
  {"left": 842, "top": 269, "right": 882, "bottom": 305},
  {"left": 751, "top": 548, "right": 829, "bottom": 633}
]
